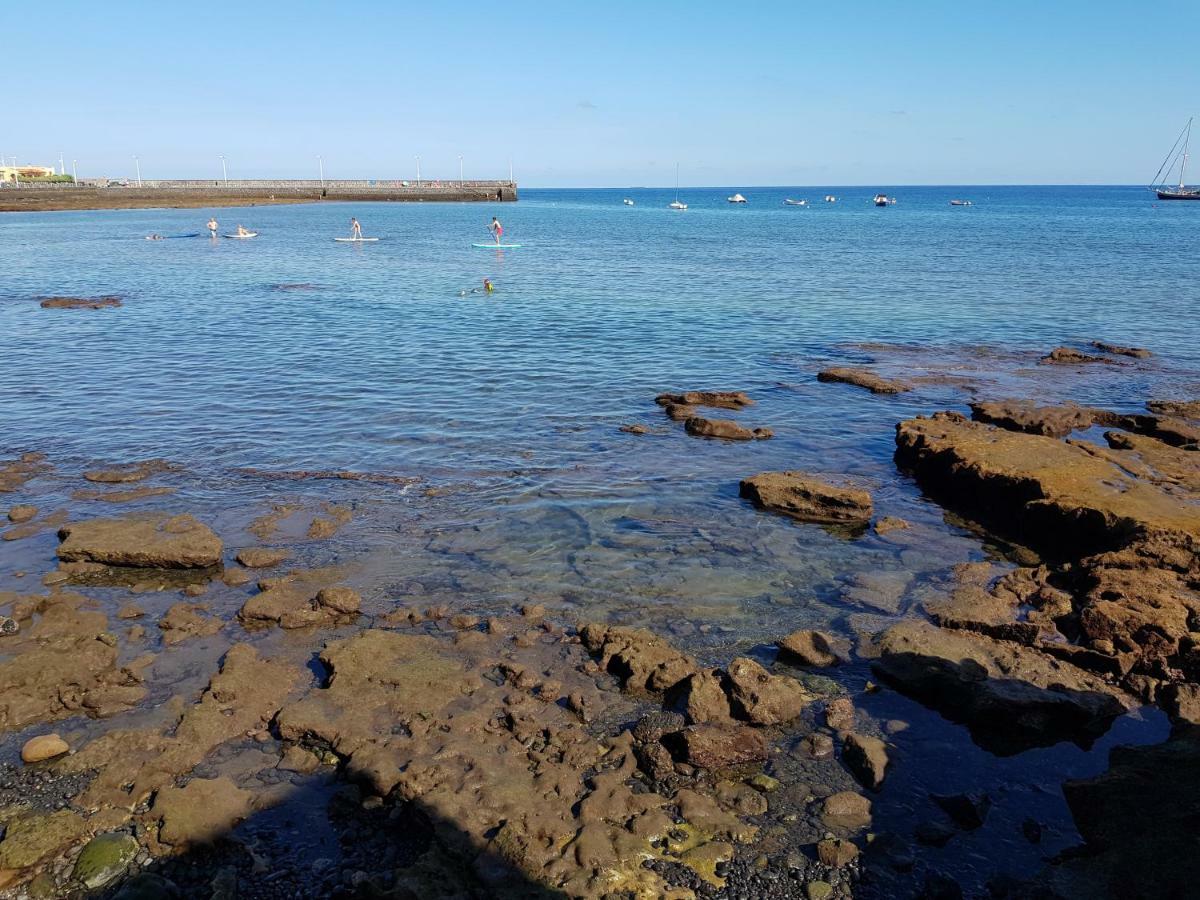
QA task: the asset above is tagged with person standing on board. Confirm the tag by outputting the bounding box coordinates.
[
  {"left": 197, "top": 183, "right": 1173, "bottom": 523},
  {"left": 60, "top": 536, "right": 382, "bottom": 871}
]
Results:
[
  {"left": 350, "top": 217, "right": 362, "bottom": 239},
  {"left": 207, "top": 217, "right": 218, "bottom": 238},
  {"left": 489, "top": 217, "right": 503, "bottom": 245}
]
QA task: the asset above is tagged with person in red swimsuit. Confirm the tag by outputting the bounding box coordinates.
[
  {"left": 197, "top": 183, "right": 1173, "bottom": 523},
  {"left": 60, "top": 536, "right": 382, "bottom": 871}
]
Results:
[{"left": 489, "top": 217, "right": 503, "bottom": 245}]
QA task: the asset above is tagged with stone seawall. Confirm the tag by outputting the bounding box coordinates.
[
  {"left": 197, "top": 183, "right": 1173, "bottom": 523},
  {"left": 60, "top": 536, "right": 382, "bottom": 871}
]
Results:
[{"left": 0, "top": 181, "right": 518, "bottom": 212}]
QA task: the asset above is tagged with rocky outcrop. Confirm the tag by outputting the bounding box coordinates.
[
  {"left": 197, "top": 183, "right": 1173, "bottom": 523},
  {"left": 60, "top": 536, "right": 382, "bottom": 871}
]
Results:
[
  {"left": 1091, "top": 340, "right": 1151, "bottom": 359},
  {"left": 873, "top": 620, "right": 1129, "bottom": 754},
  {"left": 740, "top": 472, "right": 873, "bottom": 526},
  {"left": 1147, "top": 399, "right": 1200, "bottom": 421},
  {"left": 57, "top": 514, "right": 222, "bottom": 569},
  {"left": 776, "top": 629, "right": 843, "bottom": 667},
  {"left": 969, "top": 400, "right": 1102, "bottom": 437},
  {"left": 579, "top": 623, "right": 698, "bottom": 694},
  {"left": 1041, "top": 346, "right": 1109, "bottom": 364},
  {"left": 817, "top": 367, "right": 911, "bottom": 394},
  {"left": 684, "top": 416, "right": 773, "bottom": 441},
  {"left": 655, "top": 390, "right": 754, "bottom": 410}
]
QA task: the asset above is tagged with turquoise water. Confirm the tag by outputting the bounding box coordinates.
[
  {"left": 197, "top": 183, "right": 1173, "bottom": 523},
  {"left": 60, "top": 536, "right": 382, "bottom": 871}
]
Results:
[{"left": 1, "top": 186, "right": 1195, "bottom": 893}]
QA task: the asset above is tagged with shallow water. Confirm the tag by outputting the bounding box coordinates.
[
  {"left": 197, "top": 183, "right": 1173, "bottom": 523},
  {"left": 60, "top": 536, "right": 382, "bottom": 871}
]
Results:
[{"left": 2, "top": 186, "right": 1198, "bottom": 895}]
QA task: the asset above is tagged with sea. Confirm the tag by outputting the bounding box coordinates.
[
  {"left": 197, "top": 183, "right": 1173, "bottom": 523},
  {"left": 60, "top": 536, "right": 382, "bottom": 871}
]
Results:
[{"left": 2, "top": 185, "right": 1198, "bottom": 894}]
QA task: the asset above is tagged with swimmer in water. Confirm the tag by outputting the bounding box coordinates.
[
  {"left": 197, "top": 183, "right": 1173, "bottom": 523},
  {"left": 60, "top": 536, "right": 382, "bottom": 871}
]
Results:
[
  {"left": 350, "top": 217, "right": 362, "bottom": 239},
  {"left": 207, "top": 217, "right": 218, "bottom": 237},
  {"left": 484, "top": 278, "right": 494, "bottom": 293},
  {"left": 145, "top": 233, "right": 164, "bottom": 241},
  {"left": 488, "top": 217, "right": 503, "bottom": 245}
]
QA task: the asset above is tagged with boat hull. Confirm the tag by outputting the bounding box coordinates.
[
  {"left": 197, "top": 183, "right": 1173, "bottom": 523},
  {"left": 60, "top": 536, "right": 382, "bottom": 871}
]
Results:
[{"left": 1157, "top": 189, "right": 1200, "bottom": 200}]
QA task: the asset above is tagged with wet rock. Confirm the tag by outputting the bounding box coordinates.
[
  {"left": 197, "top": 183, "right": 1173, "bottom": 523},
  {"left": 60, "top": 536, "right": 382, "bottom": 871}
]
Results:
[
  {"left": 6, "top": 505, "right": 36, "bottom": 523},
  {"left": 684, "top": 416, "right": 773, "bottom": 441},
  {"left": 1161, "top": 683, "right": 1200, "bottom": 724},
  {"left": 71, "top": 832, "right": 139, "bottom": 890},
  {"left": 159, "top": 602, "right": 222, "bottom": 645},
  {"left": 0, "top": 452, "right": 52, "bottom": 494},
  {"left": 969, "top": 399, "right": 1101, "bottom": 437},
  {"left": 0, "top": 809, "right": 88, "bottom": 871},
  {"left": 631, "top": 710, "right": 687, "bottom": 744},
  {"left": 235, "top": 547, "right": 290, "bottom": 568},
  {"left": 1114, "top": 412, "right": 1200, "bottom": 448},
  {"left": 307, "top": 516, "right": 339, "bottom": 539},
  {"left": 821, "top": 791, "right": 871, "bottom": 829},
  {"left": 39, "top": 295, "right": 121, "bottom": 310},
  {"left": 874, "top": 620, "right": 1127, "bottom": 754},
  {"left": 656, "top": 390, "right": 754, "bottom": 410},
  {"left": 825, "top": 697, "right": 855, "bottom": 732},
  {"left": 579, "top": 622, "right": 697, "bottom": 693},
  {"left": 817, "top": 367, "right": 911, "bottom": 394},
  {"left": 619, "top": 424, "right": 649, "bottom": 435},
  {"left": 933, "top": 792, "right": 991, "bottom": 829},
  {"left": 740, "top": 472, "right": 873, "bottom": 526},
  {"left": 673, "top": 669, "right": 736, "bottom": 725},
  {"left": 842, "top": 733, "right": 889, "bottom": 790},
  {"left": 71, "top": 485, "right": 175, "bottom": 502},
  {"left": 874, "top": 516, "right": 910, "bottom": 534},
  {"left": 1092, "top": 340, "right": 1151, "bottom": 359},
  {"left": 724, "top": 657, "right": 811, "bottom": 725},
  {"left": 674, "top": 724, "right": 768, "bottom": 769},
  {"left": 317, "top": 585, "right": 361, "bottom": 615},
  {"left": 817, "top": 837, "right": 859, "bottom": 867},
  {"left": 154, "top": 776, "right": 255, "bottom": 846},
  {"left": 58, "top": 513, "right": 222, "bottom": 568},
  {"left": 842, "top": 569, "right": 911, "bottom": 614},
  {"left": 1041, "top": 346, "right": 1109, "bottom": 364},
  {"left": 83, "top": 460, "right": 169, "bottom": 484},
  {"left": 802, "top": 732, "right": 835, "bottom": 758},
  {"left": 222, "top": 568, "right": 252, "bottom": 587},
  {"left": 924, "top": 566, "right": 1041, "bottom": 645},
  {"left": 776, "top": 630, "right": 843, "bottom": 667},
  {"left": 21, "top": 733, "right": 69, "bottom": 763},
  {"left": 1147, "top": 399, "right": 1200, "bottom": 421},
  {"left": 915, "top": 820, "right": 957, "bottom": 847},
  {"left": 238, "top": 576, "right": 358, "bottom": 630},
  {"left": 661, "top": 403, "right": 698, "bottom": 422}
]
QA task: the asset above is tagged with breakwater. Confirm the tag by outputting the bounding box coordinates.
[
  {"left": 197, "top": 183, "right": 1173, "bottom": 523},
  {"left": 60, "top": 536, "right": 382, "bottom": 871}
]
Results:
[{"left": 0, "top": 179, "right": 517, "bottom": 212}]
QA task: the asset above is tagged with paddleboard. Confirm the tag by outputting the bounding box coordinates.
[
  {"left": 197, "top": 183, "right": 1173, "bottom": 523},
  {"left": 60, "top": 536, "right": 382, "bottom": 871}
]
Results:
[
  {"left": 334, "top": 237, "right": 380, "bottom": 242},
  {"left": 169, "top": 233, "right": 202, "bottom": 239},
  {"left": 472, "top": 243, "right": 522, "bottom": 248},
  {"left": 223, "top": 232, "right": 258, "bottom": 239}
]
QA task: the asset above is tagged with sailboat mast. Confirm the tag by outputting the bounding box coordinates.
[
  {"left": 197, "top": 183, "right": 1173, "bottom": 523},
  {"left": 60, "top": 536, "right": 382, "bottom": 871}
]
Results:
[
  {"left": 675, "top": 162, "right": 679, "bottom": 201},
  {"left": 1182, "top": 119, "right": 1192, "bottom": 189}
]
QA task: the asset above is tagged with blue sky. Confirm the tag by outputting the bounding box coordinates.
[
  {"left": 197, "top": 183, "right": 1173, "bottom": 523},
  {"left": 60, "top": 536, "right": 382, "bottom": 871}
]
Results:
[{"left": 8, "top": 1, "right": 1199, "bottom": 186}]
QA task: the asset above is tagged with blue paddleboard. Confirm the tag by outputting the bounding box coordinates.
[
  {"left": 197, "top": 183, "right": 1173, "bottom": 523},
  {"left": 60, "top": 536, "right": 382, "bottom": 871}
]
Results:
[{"left": 472, "top": 243, "right": 522, "bottom": 248}]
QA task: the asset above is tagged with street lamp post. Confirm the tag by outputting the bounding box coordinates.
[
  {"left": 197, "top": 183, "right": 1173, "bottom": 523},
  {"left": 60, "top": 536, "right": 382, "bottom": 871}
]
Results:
[
  {"left": 459, "top": 155, "right": 463, "bottom": 187},
  {"left": 133, "top": 155, "right": 142, "bottom": 187},
  {"left": 219, "top": 154, "right": 228, "bottom": 185},
  {"left": 509, "top": 158, "right": 513, "bottom": 185},
  {"left": 415, "top": 156, "right": 421, "bottom": 186},
  {"left": 59, "top": 153, "right": 65, "bottom": 176},
  {"left": 317, "top": 155, "right": 324, "bottom": 187},
  {"left": 72, "top": 159, "right": 77, "bottom": 185}
]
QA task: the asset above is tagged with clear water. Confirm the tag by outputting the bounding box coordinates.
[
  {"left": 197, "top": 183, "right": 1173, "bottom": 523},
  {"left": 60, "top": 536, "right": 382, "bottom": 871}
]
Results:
[{"left": 1, "top": 186, "right": 1195, "bottom": 893}]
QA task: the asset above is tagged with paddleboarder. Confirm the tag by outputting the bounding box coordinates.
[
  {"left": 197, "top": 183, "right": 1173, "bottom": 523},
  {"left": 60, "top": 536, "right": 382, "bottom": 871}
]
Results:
[
  {"left": 488, "top": 217, "right": 503, "bottom": 245},
  {"left": 207, "top": 217, "right": 218, "bottom": 238},
  {"left": 350, "top": 217, "right": 362, "bottom": 239}
]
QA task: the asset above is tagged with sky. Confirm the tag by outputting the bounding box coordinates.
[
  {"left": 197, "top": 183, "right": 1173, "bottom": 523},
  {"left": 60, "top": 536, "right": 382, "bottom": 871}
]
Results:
[{"left": 7, "top": 1, "right": 1200, "bottom": 186}]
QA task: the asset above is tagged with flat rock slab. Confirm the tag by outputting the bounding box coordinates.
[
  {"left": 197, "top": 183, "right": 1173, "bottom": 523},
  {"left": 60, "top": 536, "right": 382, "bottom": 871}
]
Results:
[
  {"left": 817, "top": 367, "right": 911, "bottom": 394},
  {"left": 655, "top": 390, "right": 754, "bottom": 410},
  {"left": 39, "top": 295, "right": 121, "bottom": 310},
  {"left": 740, "top": 471, "right": 873, "bottom": 526},
  {"left": 684, "top": 416, "right": 772, "bottom": 441},
  {"left": 969, "top": 400, "right": 1103, "bottom": 438},
  {"left": 58, "top": 513, "right": 223, "bottom": 569}
]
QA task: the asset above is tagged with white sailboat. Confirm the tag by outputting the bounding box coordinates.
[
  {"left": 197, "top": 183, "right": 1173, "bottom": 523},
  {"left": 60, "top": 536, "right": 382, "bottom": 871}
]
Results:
[{"left": 669, "top": 163, "right": 687, "bottom": 210}]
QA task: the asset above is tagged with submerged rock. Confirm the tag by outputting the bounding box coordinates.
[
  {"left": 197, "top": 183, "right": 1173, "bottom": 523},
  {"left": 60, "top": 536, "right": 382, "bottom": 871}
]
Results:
[
  {"left": 655, "top": 390, "right": 754, "bottom": 410},
  {"left": 740, "top": 471, "right": 873, "bottom": 526},
  {"left": 7, "top": 504, "right": 37, "bottom": 523},
  {"left": 1041, "top": 346, "right": 1109, "bottom": 364},
  {"left": 83, "top": 460, "right": 170, "bottom": 484},
  {"left": 776, "top": 629, "right": 843, "bottom": 667},
  {"left": 684, "top": 416, "right": 773, "bottom": 441},
  {"left": 1091, "top": 340, "right": 1151, "bottom": 359},
  {"left": 234, "top": 547, "right": 290, "bottom": 568},
  {"left": 58, "top": 513, "right": 222, "bottom": 568},
  {"left": 39, "top": 295, "right": 121, "bottom": 310},
  {"left": 817, "top": 367, "right": 911, "bottom": 394}
]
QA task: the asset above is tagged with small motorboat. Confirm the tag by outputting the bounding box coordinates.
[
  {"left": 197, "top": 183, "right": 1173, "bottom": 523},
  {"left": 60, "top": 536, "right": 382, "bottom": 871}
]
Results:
[
  {"left": 623, "top": 198, "right": 635, "bottom": 206},
  {"left": 783, "top": 198, "right": 808, "bottom": 206},
  {"left": 727, "top": 193, "right": 747, "bottom": 203},
  {"left": 949, "top": 199, "right": 973, "bottom": 206},
  {"left": 873, "top": 193, "right": 893, "bottom": 206},
  {"left": 824, "top": 195, "right": 837, "bottom": 203}
]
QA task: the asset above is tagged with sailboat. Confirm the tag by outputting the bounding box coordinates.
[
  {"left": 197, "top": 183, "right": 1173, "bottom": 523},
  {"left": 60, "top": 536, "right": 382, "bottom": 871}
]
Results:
[
  {"left": 669, "top": 163, "right": 687, "bottom": 210},
  {"left": 1151, "top": 118, "right": 1200, "bottom": 200}
]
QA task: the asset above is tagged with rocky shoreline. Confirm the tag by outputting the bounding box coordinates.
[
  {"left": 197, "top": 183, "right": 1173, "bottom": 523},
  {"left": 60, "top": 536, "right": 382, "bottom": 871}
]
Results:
[{"left": 0, "top": 341, "right": 1197, "bottom": 898}]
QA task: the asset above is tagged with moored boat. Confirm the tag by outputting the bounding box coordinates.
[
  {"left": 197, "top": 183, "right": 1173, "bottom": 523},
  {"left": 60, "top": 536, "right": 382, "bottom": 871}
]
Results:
[
  {"left": 783, "top": 198, "right": 808, "bottom": 206},
  {"left": 727, "top": 193, "right": 747, "bottom": 203},
  {"left": 824, "top": 195, "right": 837, "bottom": 203},
  {"left": 623, "top": 198, "right": 635, "bottom": 206},
  {"left": 1150, "top": 118, "right": 1200, "bottom": 200},
  {"left": 873, "top": 193, "right": 895, "bottom": 206},
  {"left": 949, "top": 199, "right": 973, "bottom": 206}
]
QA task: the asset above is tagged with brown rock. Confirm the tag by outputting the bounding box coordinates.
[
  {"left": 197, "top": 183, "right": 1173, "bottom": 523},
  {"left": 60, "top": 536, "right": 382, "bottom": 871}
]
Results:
[
  {"left": 825, "top": 697, "right": 855, "bottom": 732},
  {"left": 740, "top": 472, "right": 873, "bottom": 526},
  {"left": 843, "top": 733, "right": 889, "bottom": 790},
  {"left": 1147, "top": 399, "right": 1200, "bottom": 421},
  {"left": 724, "top": 657, "right": 811, "bottom": 725},
  {"left": 317, "top": 586, "right": 361, "bottom": 615},
  {"left": 306, "top": 516, "right": 338, "bottom": 539},
  {"left": 817, "top": 368, "right": 911, "bottom": 394},
  {"left": 874, "top": 516, "right": 910, "bottom": 534},
  {"left": 579, "top": 623, "right": 697, "bottom": 694},
  {"left": 154, "top": 776, "right": 254, "bottom": 846},
  {"left": 82, "top": 459, "right": 169, "bottom": 484},
  {"left": 7, "top": 505, "right": 37, "bottom": 523},
  {"left": 57, "top": 513, "right": 222, "bottom": 568},
  {"left": 675, "top": 724, "right": 768, "bottom": 769},
  {"left": 673, "top": 670, "right": 736, "bottom": 725},
  {"left": 619, "top": 424, "right": 649, "bottom": 435},
  {"left": 655, "top": 391, "right": 754, "bottom": 410},
  {"left": 821, "top": 791, "right": 872, "bottom": 829},
  {"left": 684, "top": 416, "right": 772, "bottom": 441},
  {"left": 40, "top": 295, "right": 121, "bottom": 310},
  {"left": 969, "top": 400, "right": 1101, "bottom": 438},
  {"left": 1041, "top": 346, "right": 1109, "bottom": 364},
  {"left": 158, "top": 602, "right": 222, "bottom": 645},
  {"left": 1091, "top": 341, "right": 1151, "bottom": 359},
  {"left": 21, "top": 733, "right": 69, "bottom": 763},
  {"left": 777, "top": 629, "right": 842, "bottom": 667},
  {"left": 235, "top": 547, "right": 290, "bottom": 568},
  {"left": 817, "top": 838, "right": 860, "bottom": 867}
]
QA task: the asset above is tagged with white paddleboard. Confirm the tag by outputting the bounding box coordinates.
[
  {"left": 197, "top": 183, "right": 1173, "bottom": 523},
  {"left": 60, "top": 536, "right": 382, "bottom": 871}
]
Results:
[
  {"left": 334, "top": 237, "right": 380, "bottom": 242},
  {"left": 472, "top": 243, "right": 522, "bottom": 248},
  {"left": 223, "top": 232, "right": 258, "bottom": 239}
]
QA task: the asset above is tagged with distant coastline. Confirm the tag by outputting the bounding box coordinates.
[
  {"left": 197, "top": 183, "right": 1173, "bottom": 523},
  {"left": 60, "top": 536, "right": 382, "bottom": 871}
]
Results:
[{"left": 0, "top": 180, "right": 518, "bottom": 213}]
